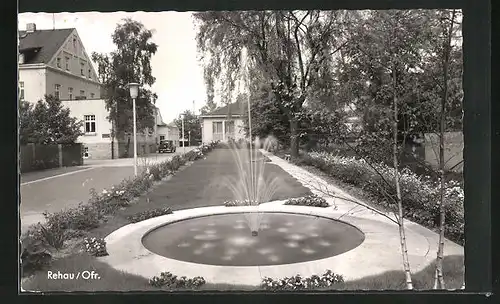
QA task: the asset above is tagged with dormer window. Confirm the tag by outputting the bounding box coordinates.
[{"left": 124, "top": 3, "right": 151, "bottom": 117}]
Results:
[
  {"left": 56, "top": 57, "right": 61, "bottom": 68},
  {"left": 88, "top": 69, "right": 91, "bottom": 78},
  {"left": 65, "top": 56, "right": 70, "bottom": 70}
]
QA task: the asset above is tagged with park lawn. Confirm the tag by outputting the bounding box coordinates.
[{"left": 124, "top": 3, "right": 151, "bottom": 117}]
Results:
[
  {"left": 22, "top": 148, "right": 312, "bottom": 291},
  {"left": 22, "top": 252, "right": 464, "bottom": 292}
]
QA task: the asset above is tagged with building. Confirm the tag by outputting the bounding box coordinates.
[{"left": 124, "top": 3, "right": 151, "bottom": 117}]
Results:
[
  {"left": 18, "top": 23, "right": 101, "bottom": 104},
  {"left": 155, "top": 109, "right": 180, "bottom": 147},
  {"left": 200, "top": 102, "right": 247, "bottom": 143},
  {"left": 18, "top": 23, "right": 157, "bottom": 159}
]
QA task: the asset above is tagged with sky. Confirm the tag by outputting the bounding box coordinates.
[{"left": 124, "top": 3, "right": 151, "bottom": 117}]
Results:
[{"left": 18, "top": 12, "right": 207, "bottom": 123}]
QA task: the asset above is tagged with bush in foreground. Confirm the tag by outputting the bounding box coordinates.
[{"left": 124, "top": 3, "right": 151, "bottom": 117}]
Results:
[
  {"left": 261, "top": 270, "right": 344, "bottom": 291},
  {"left": 299, "top": 151, "right": 464, "bottom": 245},
  {"left": 83, "top": 237, "right": 108, "bottom": 257},
  {"left": 149, "top": 272, "right": 206, "bottom": 289},
  {"left": 127, "top": 207, "right": 173, "bottom": 223},
  {"left": 224, "top": 199, "right": 259, "bottom": 207},
  {"left": 284, "top": 194, "right": 329, "bottom": 207}
]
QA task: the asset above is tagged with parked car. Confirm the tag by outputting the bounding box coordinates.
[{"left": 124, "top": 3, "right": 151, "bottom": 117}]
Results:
[{"left": 158, "top": 140, "right": 176, "bottom": 153}]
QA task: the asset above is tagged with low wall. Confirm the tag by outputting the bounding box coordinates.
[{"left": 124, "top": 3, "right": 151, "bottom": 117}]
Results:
[
  {"left": 424, "top": 132, "right": 464, "bottom": 173},
  {"left": 20, "top": 143, "right": 83, "bottom": 173}
]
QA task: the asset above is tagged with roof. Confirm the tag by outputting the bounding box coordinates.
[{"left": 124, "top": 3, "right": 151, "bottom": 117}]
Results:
[
  {"left": 202, "top": 102, "right": 245, "bottom": 117},
  {"left": 19, "top": 28, "right": 74, "bottom": 64}
]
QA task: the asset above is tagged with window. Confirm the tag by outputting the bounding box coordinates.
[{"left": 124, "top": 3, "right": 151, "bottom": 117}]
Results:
[
  {"left": 159, "top": 135, "right": 165, "bottom": 141},
  {"left": 84, "top": 115, "right": 96, "bottom": 133},
  {"left": 83, "top": 146, "right": 89, "bottom": 158},
  {"left": 68, "top": 87, "right": 73, "bottom": 100},
  {"left": 56, "top": 57, "right": 61, "bottom": 68},
  {"left": 80, "top": 90, "right": 85, "bottom": 98},
  {"left": 54, "top": 84, "right": 60, "bottom": 100},
  {"left": 212, "top": 121, "right": 223, "bottom": 134},
  {"left": 73, "top": 38, "right": 77, "bottom": 49},
  {"left": 65, "top": 56, "right": 70, "bottom": 70},
  {"left": 80, "top": 63, "right": 84, "bottom": 75},
  {"left": 90, "top": 93, "right": 95, "bottom": 99},
  {"left": 19, "top": 82, "right": 24, "bottom": 100},
  {"left": 88, "top": 69, "right": 91, "bottom": 78}
]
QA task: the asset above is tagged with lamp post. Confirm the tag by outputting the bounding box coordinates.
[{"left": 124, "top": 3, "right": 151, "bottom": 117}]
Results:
[
  {"left": 188, "top": 130, "right": 191, "bottom": 147},
  {"left": 128, "top": 82, "right": 140, "bottom": 176},
  {"left": 180, "top": 113, "right": 185, "bottom": 154}
]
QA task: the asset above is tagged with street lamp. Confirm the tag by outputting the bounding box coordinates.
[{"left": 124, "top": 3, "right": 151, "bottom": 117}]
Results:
[
  {"left": 180, "top": 113, "right": 185, "bottom": 154},
  {"left": 128, "top": 82, "right": 140, "bottom": 176},
  {"left": 188, "top": 130, "right": 191, "bottom": 147}
]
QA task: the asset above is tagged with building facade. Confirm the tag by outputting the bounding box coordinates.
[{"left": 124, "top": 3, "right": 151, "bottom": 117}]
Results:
[{"left": 200, "top": 102, "right": 247, "bottom": 143}]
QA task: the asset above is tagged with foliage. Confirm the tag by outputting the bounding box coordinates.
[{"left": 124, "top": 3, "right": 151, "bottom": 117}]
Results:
[
  {"left": 127, "top": 207, "right": 173, "bottom": 223},
  {"left": 21, "top": 235, "right": 52, "bottom": 275},
  {"left": 284, "top": 194, "right": 329, "bottom": 207},
  {"left": 173, "top": 110, "right": 202, "bottom": 145},
  {"left": 300, "top": 151, "right": 464, "bottom": 245},
  {"left": 91, "top": 18, "right": 158, "bottom": 140},
  {"left": 19, "top": 96, "right": 84, "bottom": 145},
  {"left": 261, "top": 270, "right": 344, "bottom": 291},
  {"left": 224, "top": 199, "right": 258, "bottom": 207},
  {"left": 83, "top": 237, "right": 108, "bottom": 257},
  {"left": 194, "top": 11, "right": 350, "bottom": 157},
  {"left": 149, "top": 272, "right": 206, "bottom": 289}
]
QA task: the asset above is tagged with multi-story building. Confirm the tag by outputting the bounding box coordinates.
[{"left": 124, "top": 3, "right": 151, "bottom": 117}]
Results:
[
  {"left": 18, "top": 23, "right": 158, "bottom": 159},
  {"left": 18, "top": 23, "right": 101, "bottom": 103}
]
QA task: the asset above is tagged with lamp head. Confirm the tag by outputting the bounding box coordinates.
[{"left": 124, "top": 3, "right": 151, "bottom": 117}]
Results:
[{"left": 128, "top": 83, "right": 140, "bottom": 99}]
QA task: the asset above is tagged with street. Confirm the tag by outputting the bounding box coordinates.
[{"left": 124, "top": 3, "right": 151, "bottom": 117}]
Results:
[{"left": 20, "top": 149, "right": 194, "bottom": 233}]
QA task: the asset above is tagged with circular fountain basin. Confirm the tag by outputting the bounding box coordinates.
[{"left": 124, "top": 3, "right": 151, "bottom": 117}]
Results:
[{"left": 142, "top": 212, "right": 365, "bottom": 266}]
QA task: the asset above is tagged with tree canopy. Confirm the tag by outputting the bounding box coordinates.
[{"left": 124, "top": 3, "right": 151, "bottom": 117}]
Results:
[
  {"left": 91, "top": 18, "right": 159, "bottom": 139},
  {"left": 19, "top": 95, "right": 84, "bottom": 145}
]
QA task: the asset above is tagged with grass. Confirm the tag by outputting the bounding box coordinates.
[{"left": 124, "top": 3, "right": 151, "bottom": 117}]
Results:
[{"left": 22, "top": 252, "right": 464, "bottom": 291}]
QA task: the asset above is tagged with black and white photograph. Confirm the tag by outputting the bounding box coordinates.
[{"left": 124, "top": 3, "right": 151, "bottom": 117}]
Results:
[{"left": 19, "top": 9, "right": 467, "bottom": 292}]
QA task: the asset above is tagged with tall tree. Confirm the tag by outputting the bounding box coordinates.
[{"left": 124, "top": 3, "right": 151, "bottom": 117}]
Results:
[
  {"left": 174, "top": 110, "right": 202, "bottom": 145},
  {"left": 19, "top": 95, "right": 83, "bottom": 145},
  {"left": 194, "top": 10, "right": 349, "bottom": 158},
  {"left": 92, "top": 18, "right": 158, "bottom": 157},
  {"left": 428, "top": 8, "right": 461, "bottom": 290}
]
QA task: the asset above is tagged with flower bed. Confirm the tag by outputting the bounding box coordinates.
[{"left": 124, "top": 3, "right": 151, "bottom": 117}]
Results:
[
  {"left": 127, "top": 207, "right": 173, "bottom": 223},
  {"left": 297, "top": 151, "right": 464, "bottom": 245},
  {"left": 224, "top": 199, "right": 259, "bottom": 207},
  {"left": 149, "top": 272, "right": 206, "bottom": 289},
  {"left": 21, "top": 141, "right": 219, "bottom": 275},
  {"left": 261, "top": 270, "right": 344, "bottom": 291},
  {"left": 284, "top": 194, "right": 329, "bottom": 207}
]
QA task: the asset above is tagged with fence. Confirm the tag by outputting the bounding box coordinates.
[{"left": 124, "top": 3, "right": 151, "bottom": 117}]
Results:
[{"left": 20, "top": 143, "right": 84, "bottom": 173}]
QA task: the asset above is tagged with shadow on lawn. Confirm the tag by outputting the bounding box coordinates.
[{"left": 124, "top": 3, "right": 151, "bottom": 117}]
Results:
[{"left": 22, "top": 253, "right": 464, "bottom": 292}]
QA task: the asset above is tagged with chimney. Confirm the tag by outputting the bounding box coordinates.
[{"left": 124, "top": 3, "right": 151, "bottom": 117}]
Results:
[{"left": 26, "top": 23, "right": 36, "bottom": 33}]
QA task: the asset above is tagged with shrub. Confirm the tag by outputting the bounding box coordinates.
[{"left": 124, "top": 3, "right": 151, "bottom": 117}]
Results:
[
  {"left": 83, "top": 237, "right": 108, "bottom": 257},
  {"left": 302, "top": 151, "right": 465, "bottom": 245},
  {"left": 261, "top": 270, "right": 344, "bottom": 291},
  {"left": 127, "top": 207, "right": 173, "bottom": 223},
  {"left": 20, "top": 235, "right": 52, "bottom": 275},
  {"left": 224, "top": 199, "right": 259, "bottom": 207},
  {"left": 149, "top": 272, "right": 206, "bottom": 289},
  {"left": 43, "top": 203, "right": 101, "bottom": 232},
  {"left": 284, "top": 194, "right": 329, "bottom": 207}
]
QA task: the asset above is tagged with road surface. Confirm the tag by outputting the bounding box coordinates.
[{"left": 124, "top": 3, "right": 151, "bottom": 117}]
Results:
[{"left": 20, "top": 149, "right": 194, "bottom": 233}]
